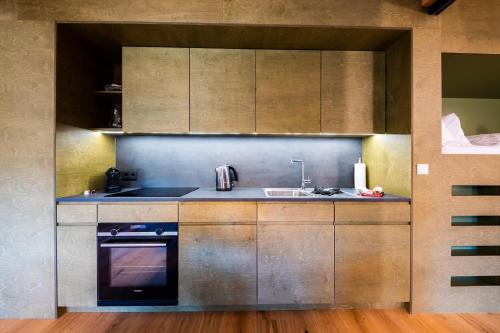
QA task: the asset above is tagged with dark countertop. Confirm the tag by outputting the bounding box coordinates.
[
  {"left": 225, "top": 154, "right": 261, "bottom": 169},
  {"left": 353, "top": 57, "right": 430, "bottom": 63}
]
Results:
[{"left": 56, "top": 187, "right": 411, "bottom": 203}]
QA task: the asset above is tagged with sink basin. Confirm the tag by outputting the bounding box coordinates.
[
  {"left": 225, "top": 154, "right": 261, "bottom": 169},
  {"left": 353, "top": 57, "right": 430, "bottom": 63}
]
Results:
[{"left": 263, "top": 188, "right": 314, "bottom": 198}]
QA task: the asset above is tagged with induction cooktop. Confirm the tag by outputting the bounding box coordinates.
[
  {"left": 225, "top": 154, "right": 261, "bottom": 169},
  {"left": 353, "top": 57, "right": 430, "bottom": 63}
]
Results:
[{"left": 105, "top": 187, "right": 199, "bottom": 197}]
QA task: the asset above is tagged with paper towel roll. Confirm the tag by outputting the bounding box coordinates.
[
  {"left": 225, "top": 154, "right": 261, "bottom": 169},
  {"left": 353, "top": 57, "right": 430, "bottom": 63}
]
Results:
[{"left": 354, "top": 158, "right": 366, "bottom": 190}]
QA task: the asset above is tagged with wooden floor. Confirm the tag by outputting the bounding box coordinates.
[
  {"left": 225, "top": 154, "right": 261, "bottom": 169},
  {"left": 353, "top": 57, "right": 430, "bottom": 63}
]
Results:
[{"left": 1, "top": 309, "right": 500, "bottom": 333}]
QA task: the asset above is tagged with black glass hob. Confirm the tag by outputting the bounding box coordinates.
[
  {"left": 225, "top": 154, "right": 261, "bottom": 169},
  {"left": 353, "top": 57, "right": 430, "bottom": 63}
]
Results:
[{"left": 105, "top": 187, "right": 198, "bottom": 198}]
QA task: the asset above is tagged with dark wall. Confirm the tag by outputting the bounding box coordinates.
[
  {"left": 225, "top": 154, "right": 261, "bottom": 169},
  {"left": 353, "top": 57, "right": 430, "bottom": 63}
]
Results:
[{"left": 116, "top": 136, "right": 361, "bottom": 188}]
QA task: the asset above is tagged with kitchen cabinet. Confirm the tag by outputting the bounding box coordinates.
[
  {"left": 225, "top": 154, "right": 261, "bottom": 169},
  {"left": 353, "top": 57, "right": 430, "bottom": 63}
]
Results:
[
  {"left": 257, "top": 202, "right": 334, "bottom": 305},
  {"left": 321, "top": 51, "right": 385, "bottom": 134},
  {"left": 179, "top": 225, "right": 257, "bottom": 306},
  {"left": 190, "top": 48, "right": 255, "bottom": 133},
  {"left": 334, "top": 202, "right": 410, "bottom": 306},
  {"left": 122, "top": 47, "right": 189, "bottom": 133},
  {"left": 256, "top": 50, "right": 321, "bottom": 133},
  {"left": 57, "top": 225, "right": 97, "bottom": 307},
  {"left": 97, "top": 202, "right": 179, "bottom": 223},
  {"left": 257, "top": 224, "right": 334, "bottom": 305}
]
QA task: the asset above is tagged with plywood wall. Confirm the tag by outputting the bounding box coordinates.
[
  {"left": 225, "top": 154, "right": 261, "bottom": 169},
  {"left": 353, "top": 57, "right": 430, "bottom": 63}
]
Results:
[
  {"left": 362, "top": 135, "right": 411, "bottom": 197},
  {"left": 3, "top": 0, "right": 500, "bottom": 318},
  {"left": 442, "top": 0, "right": 500, "bottom": 54},
  {"left": 13, "top": 0, "right": 438, "bottom": 29},
  {"left": 56, "top": 124, "right": 115, "bottom": 197},
  {"left": 0, "top": 20, "right": 56, "bottom": 319}
]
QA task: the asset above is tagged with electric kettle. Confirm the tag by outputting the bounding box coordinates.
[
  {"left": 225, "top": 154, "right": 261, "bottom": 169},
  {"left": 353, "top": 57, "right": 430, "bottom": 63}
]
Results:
[{"left": 215, "top": 165, "right": 238, "bottom": 191}]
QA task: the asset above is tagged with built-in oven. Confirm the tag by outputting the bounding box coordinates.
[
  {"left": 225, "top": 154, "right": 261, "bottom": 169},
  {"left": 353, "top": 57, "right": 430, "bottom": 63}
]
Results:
[{"left": 97, "top": 223, "right": 178, "bottom": 306}]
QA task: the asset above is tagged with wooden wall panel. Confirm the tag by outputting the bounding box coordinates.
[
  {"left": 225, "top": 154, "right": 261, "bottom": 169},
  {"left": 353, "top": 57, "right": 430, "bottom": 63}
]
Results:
[
  {"left": 223, "top": 0, "right": 438, "bottom": 29},
  {"left": 442, "top": 0, "right": 500, "bottom": 54},
  {"left": 321, "top": 51, "right": 385, "bottom": 134},
  {"left": 386, "top": 32, "right": 411, "bottom": 134},
  {"left": 123, "top": 47, "right": 189, "bottom": 133},
  {"left": 179, "top": 225, "right": 257, "bottom": 305},
  {"left": 190, "top": 48, "right": 255, "bottom": 133},
  {"left": 256, "top": 50, "right": 320, "bottom": 133},
  {"left": 411, "top": 27, "right": 448, "bottom": 314},
  {"left": 56, "top": 124, "right": 115, "bottom": 197},
  {"left": 56, "top": 27, "right": 97, "bottom": 129},
  {"left": 16, "top": 0, "right": 222, "bottom": 23},
  {"left": 0, "top": 0, "right": 16, "bottom": 21},
  {"left": 0, "top": 21, "right": 56, "bottom": 319}
]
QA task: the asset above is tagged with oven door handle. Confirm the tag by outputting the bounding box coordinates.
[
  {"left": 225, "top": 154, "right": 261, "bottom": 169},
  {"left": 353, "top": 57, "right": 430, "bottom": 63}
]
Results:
[{"left": 100, "top": 243, "right": 167, "bottom": 248}]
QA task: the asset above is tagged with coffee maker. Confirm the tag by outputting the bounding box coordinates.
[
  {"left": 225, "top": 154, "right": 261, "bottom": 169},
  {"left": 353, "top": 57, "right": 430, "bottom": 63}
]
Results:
[{"left": 105, "top": 167, "right": 122, "bottom": 193}]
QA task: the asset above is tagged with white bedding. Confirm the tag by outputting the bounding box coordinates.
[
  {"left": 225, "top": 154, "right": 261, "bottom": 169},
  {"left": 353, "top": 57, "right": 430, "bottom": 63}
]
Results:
[
  {"left": 442, "top": 114, "right": 500, "bottom": 155},
  {"left": 442, "top": 144, "right": 500, "bottom": 155}
]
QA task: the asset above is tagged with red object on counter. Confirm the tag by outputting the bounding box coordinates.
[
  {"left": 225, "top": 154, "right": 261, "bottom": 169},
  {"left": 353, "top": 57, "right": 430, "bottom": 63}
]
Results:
[{"left": 360, "top": 190, "right": 384, "bottom": 197}]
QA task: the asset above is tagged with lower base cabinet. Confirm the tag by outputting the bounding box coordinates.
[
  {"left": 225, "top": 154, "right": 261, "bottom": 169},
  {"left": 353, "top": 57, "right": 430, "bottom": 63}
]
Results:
[
  {"left": 335, "top": 225, "right": 410, "bottom": 305},
  {"left": 257, "top": 224, "right": 334, "bottom": 305},
  {"left": 57, "top": 225, "right": 97, "bottom": 307},
  {"left": 179, "top": 225, "right": 257, "bottom": 306}
]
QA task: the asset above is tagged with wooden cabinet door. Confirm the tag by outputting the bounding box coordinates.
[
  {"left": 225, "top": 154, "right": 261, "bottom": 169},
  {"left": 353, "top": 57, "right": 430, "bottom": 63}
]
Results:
[
  {"left": 335, "top": 225, "right": 410, "bottom": 305},
  {"left": 256, "top": 50, "right": 321, "bottom": 133},
  {"left": 57, "top": 226, "right": 97, "bottom": 307},
  {"left": 321, "top": 51, "right": 385, "bottom": 134},
  {"left": 190, "top": 48, "right": 255, "bottom": 133},
  {"left": 179, "top": 225, "right": 257, "bottom": 305},
  {"left": 257, "top": 224, "right": 334, "bottom": 305},
  {"left": 123, "top": 47, "right": 189, "bottom": 133}
]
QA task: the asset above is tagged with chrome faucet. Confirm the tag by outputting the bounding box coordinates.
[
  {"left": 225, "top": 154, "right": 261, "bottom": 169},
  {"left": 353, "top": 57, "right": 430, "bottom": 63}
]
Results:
[{"left": 291, "top": 159, "right": 311, "bottom": 190}]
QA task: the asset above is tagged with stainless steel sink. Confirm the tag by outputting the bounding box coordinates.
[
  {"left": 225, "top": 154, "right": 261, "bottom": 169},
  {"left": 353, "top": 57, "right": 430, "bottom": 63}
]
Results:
[{"left": 263, "top": 188, "right": 314, "bottom": 198}]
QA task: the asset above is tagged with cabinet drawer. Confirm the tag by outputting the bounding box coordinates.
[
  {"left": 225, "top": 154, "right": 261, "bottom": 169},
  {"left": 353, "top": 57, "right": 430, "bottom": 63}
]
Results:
[
  {"left": 98, "top": 202, "right": 178, "bottom": 223},
  {"left": 257, "top": 202, "right": 334, "bottom": 224},
  {"left": 179, "top": 201, "right": 256, "bottom": 224},
  {"left": 335, "top": 202, "right": 410, "bottom": 224},
  {"left": 57, "top": 203, "right": 97, "bottom": 224}
]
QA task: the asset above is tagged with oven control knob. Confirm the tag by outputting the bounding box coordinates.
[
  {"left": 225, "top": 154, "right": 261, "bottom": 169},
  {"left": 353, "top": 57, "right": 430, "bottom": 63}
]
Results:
[
  {"left": 155, "top": 228, "right": 164, "bottom": 236},
  {"left": 110, "top": 228, "right": 120, "bottom": 236}
]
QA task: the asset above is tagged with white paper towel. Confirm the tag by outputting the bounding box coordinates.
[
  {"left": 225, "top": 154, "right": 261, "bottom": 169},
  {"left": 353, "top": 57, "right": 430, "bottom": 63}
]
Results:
[{"left": 354, "top": 158, "right": 366, "bottom": 190}]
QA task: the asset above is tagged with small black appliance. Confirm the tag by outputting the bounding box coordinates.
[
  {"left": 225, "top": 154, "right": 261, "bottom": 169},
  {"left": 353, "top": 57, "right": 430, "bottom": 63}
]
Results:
[{"left": 105, "top": 167, "right": 122, "bottom": 193}]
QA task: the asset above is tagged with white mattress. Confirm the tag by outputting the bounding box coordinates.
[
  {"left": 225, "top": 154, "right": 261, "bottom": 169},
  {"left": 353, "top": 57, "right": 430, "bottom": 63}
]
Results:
[{"left": 442, "top": 144, "right": 500, "bottom": 155}]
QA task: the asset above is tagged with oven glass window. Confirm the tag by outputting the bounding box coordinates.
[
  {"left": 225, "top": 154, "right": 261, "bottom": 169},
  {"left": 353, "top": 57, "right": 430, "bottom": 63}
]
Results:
[{"left": 109, "top": 247, "right": 167, "bottom": 287}]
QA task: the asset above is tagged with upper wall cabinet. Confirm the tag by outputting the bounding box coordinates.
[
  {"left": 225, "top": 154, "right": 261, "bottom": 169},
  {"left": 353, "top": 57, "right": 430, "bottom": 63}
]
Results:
[
  {"left": 256, "top": 50, "right": 321, "bottom": 133},
  {"left": 321, "top": 51, "right": 385, "bottom": 134},
  {"left": 122, "top": 47, "right": 189, "bottom": 133},
  {"left": 190, "top": 48, "right": 256, "bottom": 133}
]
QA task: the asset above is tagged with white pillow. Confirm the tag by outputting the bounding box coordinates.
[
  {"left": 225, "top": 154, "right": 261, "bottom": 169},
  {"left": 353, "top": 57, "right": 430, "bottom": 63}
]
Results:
[{"left": 442, "top": 113, "right": 471, "bottom": 146}]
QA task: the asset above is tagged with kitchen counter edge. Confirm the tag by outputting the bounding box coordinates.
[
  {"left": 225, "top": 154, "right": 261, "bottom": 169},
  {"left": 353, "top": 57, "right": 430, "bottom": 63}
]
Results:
[{"left": 56, "top": 188, "right": 411, "bottom": 203}]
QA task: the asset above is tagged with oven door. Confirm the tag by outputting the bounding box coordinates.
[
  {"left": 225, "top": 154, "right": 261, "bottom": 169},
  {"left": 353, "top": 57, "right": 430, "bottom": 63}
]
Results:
[{"left": 97, "top": 236, "right": 178, "bottom": 306}]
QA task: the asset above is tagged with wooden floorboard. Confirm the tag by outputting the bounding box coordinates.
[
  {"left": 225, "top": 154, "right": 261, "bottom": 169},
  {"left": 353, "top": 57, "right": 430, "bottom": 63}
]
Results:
[{"left": 1, "top": 309, "right": 500, "bottom": 333}]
